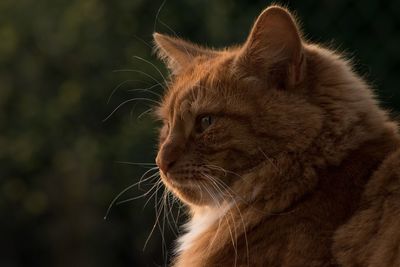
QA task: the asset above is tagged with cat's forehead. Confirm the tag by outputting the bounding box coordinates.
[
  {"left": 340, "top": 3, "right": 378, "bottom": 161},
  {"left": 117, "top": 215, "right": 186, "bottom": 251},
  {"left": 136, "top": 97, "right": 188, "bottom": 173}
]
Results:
[{"left": 158, "top": 56, "right": 237, "bottom": 119}]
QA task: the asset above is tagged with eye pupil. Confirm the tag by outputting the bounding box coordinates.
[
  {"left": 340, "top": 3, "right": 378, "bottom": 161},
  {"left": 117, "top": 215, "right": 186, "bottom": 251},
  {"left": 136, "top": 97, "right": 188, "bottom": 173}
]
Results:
[{"left": 199, "top": 115, "right": 213, "bottom": 132}]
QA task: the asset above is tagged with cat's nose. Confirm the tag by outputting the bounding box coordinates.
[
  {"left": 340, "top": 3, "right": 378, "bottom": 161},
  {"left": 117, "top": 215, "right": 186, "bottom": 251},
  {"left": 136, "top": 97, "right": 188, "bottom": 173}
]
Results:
[
  {"left": 156, "top": 141, "right": 182, "bottom": 173},
  {"left": 156, "top": 153, "right": 175, "bottom": 174}
]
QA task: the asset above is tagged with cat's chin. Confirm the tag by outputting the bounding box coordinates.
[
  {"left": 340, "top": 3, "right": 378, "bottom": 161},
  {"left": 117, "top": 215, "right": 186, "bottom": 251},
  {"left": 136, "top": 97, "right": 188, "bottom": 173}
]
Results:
[
  {"left": 174, "top": 188, "right": 216, "bottom": 206},
  {"left": 160, "top": 172, "right": 223, "bottom": 206}
]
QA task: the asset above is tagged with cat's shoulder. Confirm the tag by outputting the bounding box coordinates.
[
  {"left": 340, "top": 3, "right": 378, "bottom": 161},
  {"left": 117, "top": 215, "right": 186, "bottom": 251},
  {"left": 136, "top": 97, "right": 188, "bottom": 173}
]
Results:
[{"left": 333, "top": 147, "right": 400, "bottom": 266}]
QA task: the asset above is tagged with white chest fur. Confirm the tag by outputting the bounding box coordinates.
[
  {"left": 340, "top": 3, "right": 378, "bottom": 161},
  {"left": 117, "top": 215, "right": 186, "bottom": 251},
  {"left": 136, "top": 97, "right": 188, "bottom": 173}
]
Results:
[{"left": 176, "top": 204, "right": 231, "bottom": 253}]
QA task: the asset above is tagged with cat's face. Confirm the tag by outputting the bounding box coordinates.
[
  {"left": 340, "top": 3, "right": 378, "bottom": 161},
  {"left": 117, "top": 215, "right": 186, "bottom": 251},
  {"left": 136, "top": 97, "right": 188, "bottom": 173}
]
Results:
[{"left": 154, "top": 7, "right": 323, "bottom": 206}]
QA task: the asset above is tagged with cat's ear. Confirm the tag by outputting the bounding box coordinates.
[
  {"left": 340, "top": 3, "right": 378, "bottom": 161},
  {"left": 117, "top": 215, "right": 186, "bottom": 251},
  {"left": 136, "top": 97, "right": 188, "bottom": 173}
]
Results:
[
  {"left": 153, "top": 33, "right": 215, "bottom": 75},
  {"left": 236, "top": 6, "right": 305, "bottom": 89}
]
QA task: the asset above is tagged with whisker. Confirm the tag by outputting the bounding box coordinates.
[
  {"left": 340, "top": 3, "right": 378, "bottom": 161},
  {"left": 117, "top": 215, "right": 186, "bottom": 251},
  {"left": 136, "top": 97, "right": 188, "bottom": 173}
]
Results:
[
  {"left": 153, "top": 0, "right": 167, "bottom": 32},
  {"left": 204, "top": 164, "right": 254, "bottom": 186},
  {"left": 174, "top": 200, "right": 183, "bottom": 228},
  {"left": 158, "top": 20, "right": 193, "bottom": 59},
  {"left": 136, "top": 167, "right": 160, "bottom": 191},
  {"left": 103, "top": 97, "right": 161, "bottom": 122},
  {"left": 202, "top": 170, "right": 248, "bottom": 204},
  {"left": 199, "top": 180, "right": 225, "bottom": 257},
  {"left": 218, "top": 187, "right": 248, "bottom": 266},
  {"left": 205, "top": 173, "right": 250, "bottom": 266},
  {"left": 104, "top": 167, "right": 159, "bottom": 219},
  {"left": 258, "top": 147, "right": 280, "bottom": 173},
  {"left": 114, "top": 161, "right": 158, "bottom": 171},
  {"left": 107, "top": 79, "right": 152, "bottom": 104},
  {"left": 114, "top": 161, "right": 157, "bottom": 166},
  {"left": 143, "top": 180, "right": 163, "bottom": 208},
  {"left": 137, "top": 107, "right": 154, "bottom": 120},
  {"left": 133, "top": 34, "right": 153, "bottom": 49},
  {"left": 143, "top": 185, "right": 165, "bottom": 251},
  {"left": 200, "top": 181, "right": 238, "bottom": 265},
  {"left": 113, "top": 69, "right": 162, "bottom": 86},
  {"left": 166, "top": 191, "right": 180, "bottom": 234},
  {"left": 163, "top": 190, "right": 179, "bottom": 237},
  {"left": 127, "top": 85, "right": 162, "bottom": 98},
  {"left": 116, "top": 177, "right": 161, "bottom": 205},
  {"left": 132, "top": 55, "right": 168, "bottom": 86},
  {"left": 160, "top": 188, "right": 168, "bottom": 260}
]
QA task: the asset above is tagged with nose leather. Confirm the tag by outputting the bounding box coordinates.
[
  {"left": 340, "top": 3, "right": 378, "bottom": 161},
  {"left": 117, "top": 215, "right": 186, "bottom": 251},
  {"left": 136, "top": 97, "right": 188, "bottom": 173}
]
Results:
[{"left": 156, "top": 140, "right": 183, "bottom": 173}]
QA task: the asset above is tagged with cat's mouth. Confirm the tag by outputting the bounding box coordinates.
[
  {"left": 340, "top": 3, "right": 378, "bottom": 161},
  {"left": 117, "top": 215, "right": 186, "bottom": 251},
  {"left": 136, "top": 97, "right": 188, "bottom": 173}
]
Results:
[
  {"left": 160, "top": 170, "right": 228, "bottom": 205},
  {"left": 161, "top": 171, "right": 208, "bottom": 189}
]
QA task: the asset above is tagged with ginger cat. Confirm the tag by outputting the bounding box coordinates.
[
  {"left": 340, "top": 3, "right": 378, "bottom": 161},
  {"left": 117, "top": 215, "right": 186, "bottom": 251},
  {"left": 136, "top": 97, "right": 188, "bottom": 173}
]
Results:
[{"left": 153, "top": 5, "right": 400, "bottom": 267}]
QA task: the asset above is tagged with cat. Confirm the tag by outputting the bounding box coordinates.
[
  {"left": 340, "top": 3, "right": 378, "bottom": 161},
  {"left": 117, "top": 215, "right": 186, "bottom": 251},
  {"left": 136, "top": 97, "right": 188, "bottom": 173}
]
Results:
[{"left": 152, "top": 5, "right": 400, "bottom": 267}]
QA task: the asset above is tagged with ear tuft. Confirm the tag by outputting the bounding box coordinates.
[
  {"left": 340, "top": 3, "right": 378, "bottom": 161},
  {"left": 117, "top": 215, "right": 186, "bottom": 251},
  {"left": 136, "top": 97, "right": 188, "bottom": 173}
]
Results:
[
  {"left": 153, "top": 33, "right": 215, "bottom": 75},
  {"left": 153, "top": 33, "right": 182, "bottom": 74}
]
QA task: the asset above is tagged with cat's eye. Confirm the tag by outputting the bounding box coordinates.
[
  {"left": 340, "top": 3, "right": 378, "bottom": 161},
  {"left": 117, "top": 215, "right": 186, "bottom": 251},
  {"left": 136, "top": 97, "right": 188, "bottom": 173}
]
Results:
[{"left": 197, "top": 115, "right": 213, "bottom": 133}]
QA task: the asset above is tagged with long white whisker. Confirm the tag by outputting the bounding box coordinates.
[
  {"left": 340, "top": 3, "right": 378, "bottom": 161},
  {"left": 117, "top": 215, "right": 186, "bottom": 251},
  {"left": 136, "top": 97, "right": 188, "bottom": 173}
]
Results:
[
  {"left": 160, "top": 188, "right": 168, "bottom": 261},
  {"left": 135, "top": 167, "right": 160, "bottom": 190},
  {"left": 158, "top": 20, "right": 193, "bottom": 60},
  {"left": 201, "top": 180, "right": 238, "bottom": 265},
  {"left": 143, "top": 184, "right": 165, "bottom": 251},
  {"left": 208, "top": 174, "right": 250, "bottom": 266},
  {"left": 113, "top": 69, "right": 162, "bottom": 85},
  {"left": 167, "top": 192, "right": 180, "bottom": 234},
  {"left": 104, "top": 167, "right": 159, "bottom": 219},
  {"left": 103, "top": 97, "right": 161, "bottom": 122},
  {"left": 116, "top": 177, "right": 161, "bottom": 205},
  {"left": 133, "top": 34, "right": 153, "bottom": 49},
  {"left": 202, "top": 170, "right": 247, "bottom": 203},
  {"left": 142, "top": 180, "right": 163, "bottom": 208},
  {"left": 153, "top": 0, "right": 167, "bottom": 33},
  {"left": 132, "top": 55, "right": 168, "bottom": 86},
  {"left": 164, "top": 191, "right": 179, "bottom": 236},
  {"left": 137, "top": 107, "right": 154, "bottom": 120},
  {"left": 127, "top": 84, "right": 162, "bottom": 98},
  {"left": 113, "top": 161, "right": 157, "bottom": 166},
  {"left": 107, "top": 79, "right": 151, "bottom": 104}
]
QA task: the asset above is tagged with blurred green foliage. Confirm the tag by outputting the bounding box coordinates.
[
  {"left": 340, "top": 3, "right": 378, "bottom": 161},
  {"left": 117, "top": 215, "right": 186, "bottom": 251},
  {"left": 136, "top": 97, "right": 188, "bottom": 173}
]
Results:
[{"left": 1, "top": 0, "right": 399, "bottom": 266}]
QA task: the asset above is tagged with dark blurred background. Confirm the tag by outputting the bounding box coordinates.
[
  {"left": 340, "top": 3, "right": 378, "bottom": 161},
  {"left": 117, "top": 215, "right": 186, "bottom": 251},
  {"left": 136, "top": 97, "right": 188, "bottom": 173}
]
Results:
[{"left": 1, "top": 0, "right": 400, "bottom": 266}]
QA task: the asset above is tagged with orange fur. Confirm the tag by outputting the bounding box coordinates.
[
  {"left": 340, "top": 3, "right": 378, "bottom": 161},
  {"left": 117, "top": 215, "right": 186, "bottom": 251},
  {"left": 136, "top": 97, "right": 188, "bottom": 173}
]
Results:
[{"left": 153, "top": 5, "right": 400, "bottom": 267}]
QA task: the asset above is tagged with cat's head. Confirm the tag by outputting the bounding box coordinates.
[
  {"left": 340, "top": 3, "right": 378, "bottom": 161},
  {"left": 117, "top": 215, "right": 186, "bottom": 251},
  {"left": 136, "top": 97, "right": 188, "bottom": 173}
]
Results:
[{"left": 152, "top": 6, "right": 372, "bottom": 207}]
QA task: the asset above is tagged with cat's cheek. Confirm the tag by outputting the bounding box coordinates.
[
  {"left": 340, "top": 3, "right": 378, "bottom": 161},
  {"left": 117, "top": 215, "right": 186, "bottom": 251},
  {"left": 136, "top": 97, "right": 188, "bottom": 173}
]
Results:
[{"left": 197, "top": 132, "right": 212, "bottom": 145}]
